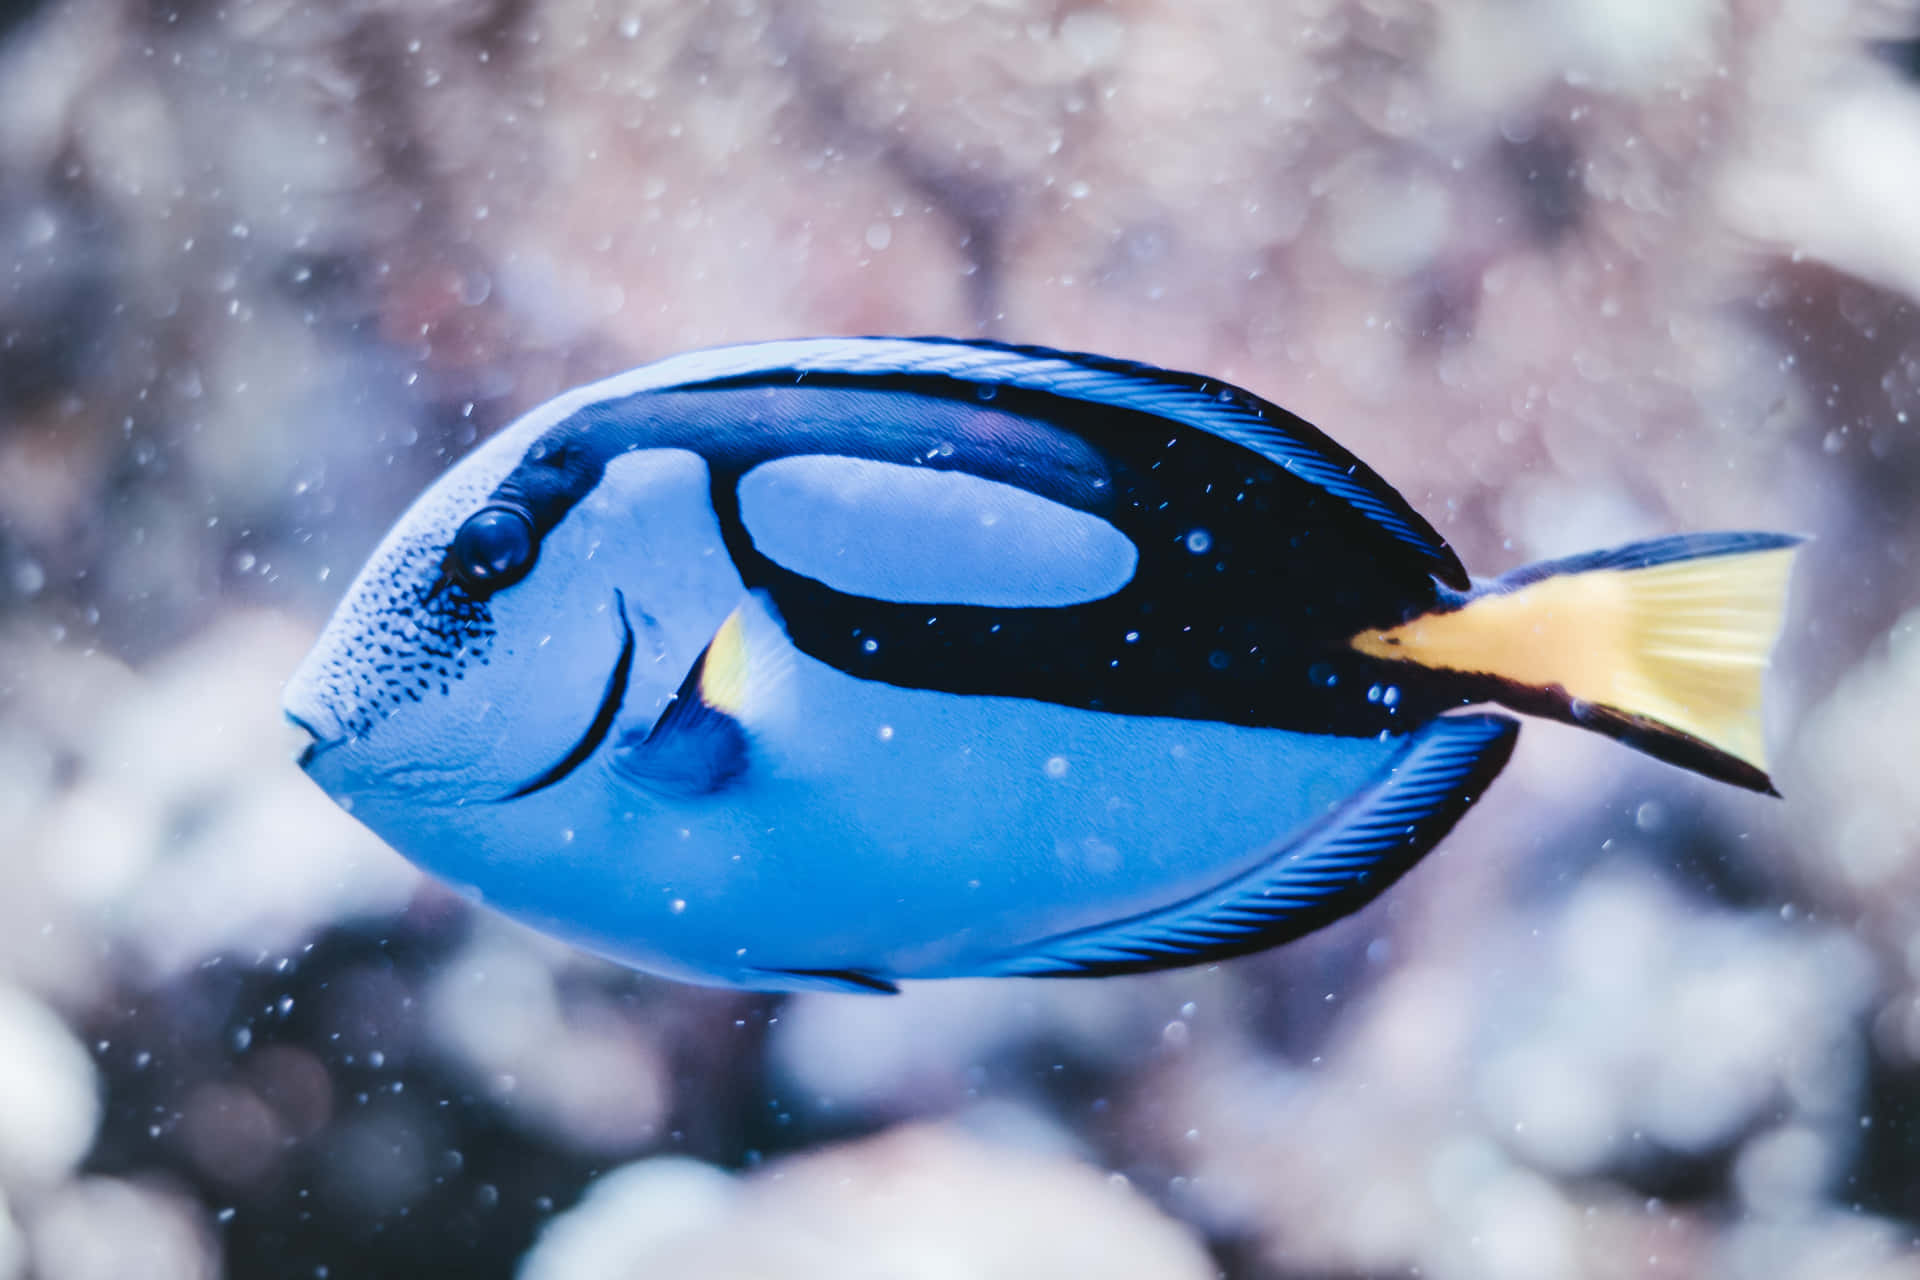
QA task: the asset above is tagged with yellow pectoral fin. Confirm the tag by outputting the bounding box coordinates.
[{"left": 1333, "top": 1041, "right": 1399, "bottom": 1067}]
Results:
[
  {"left": 699, "top": 609, "right": 752, "bottom": 716},
  {"left": 613, "top": 597, "right": 795, "bottom": 799},
  {"left": 695, "top": 596, "right": 794, "bottom": 724}
]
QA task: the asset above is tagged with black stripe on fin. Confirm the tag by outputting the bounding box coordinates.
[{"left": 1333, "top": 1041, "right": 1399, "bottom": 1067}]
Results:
[
  {"left": 757, "top": 967, "right": 901, "bottom": 995},
  {"left": 986, "top": 714, "right": 1519, "bottom": 979},
  {"left": 1567, "top": 699, "right": 1777, "bottom": 796},
  {"left": 1487, "top": 531, "right": 1807, "bottom": 593}
]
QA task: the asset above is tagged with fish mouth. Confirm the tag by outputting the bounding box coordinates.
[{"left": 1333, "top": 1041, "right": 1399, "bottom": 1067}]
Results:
[
  {"left": 500, "top": 592, "right": 636, "bottom": 801},
  {"left": 287, "top": 712, "right": 345, "bottom": 771}
]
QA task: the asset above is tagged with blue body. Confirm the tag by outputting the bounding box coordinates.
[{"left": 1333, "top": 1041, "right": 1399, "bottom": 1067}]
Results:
[{"left": 286, "top": 339, "right": 1517, "bottom": 991}]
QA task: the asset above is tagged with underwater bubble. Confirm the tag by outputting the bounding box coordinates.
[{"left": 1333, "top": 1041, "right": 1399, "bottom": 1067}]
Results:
[{"left": 1184, "top": 529, "right": 1212, "bottom": 554}]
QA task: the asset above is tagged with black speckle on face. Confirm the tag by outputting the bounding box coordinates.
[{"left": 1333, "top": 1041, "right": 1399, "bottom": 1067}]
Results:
[{"left": 307, "top": 532, "right": 498, "bottom": 740}]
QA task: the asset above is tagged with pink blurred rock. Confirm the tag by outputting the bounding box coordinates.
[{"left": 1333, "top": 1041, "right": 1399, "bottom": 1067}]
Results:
[{"left": 524, "top": 1124, "right": 1213, "bottom": 1280}]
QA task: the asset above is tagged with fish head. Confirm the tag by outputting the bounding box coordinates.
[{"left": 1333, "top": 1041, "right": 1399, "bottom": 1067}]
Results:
[{"left": 284, "top": 392, "right": 745, "bottom": 875}]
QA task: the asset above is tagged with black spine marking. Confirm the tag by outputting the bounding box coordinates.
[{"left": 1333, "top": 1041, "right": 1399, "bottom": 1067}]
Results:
[{"left": 484, "top": 344, "right": 1467, "bottom": 738}]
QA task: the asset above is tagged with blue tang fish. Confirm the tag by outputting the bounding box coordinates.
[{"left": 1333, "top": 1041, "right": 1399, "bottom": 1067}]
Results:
[{"left": 285, "top": 339, "right": 1800, "bottom": 993}]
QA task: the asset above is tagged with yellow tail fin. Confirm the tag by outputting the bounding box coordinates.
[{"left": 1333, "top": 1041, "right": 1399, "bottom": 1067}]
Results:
[{"left": 1351, "top": 533, "right": 1803, "bottom": 792}]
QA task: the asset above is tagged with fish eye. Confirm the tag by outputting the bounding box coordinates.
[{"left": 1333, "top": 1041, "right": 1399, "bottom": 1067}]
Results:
[{"left": 448, "top": 504, "right": 537, "bottom": 595}]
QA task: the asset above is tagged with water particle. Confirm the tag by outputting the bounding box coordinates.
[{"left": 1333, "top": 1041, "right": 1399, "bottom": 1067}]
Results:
[
  {"left": 1184, "top": 528, "right": 1212, "bottom": 554},
  {"left": 1044, "top": 756, "right": 1069, "bottom": 779}
]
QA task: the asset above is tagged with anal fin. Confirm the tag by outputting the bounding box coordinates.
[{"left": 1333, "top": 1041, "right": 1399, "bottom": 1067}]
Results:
[{"left": 987, "top": 714, "right": 1519, "bottom": 979}]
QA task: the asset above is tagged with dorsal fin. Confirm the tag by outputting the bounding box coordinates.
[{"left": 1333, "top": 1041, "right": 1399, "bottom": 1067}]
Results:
[{"left": 601, "top": 337, "right": 1467, "bottom": 589}]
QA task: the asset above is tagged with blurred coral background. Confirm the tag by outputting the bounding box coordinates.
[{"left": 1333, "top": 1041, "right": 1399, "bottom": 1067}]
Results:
[{"left": 3, "top": 0, "right": 1920, "bottom": 1276}]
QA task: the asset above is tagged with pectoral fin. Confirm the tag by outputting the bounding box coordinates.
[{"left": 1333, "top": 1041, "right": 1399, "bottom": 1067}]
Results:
[{"left": 611, "top": 598, "right": 791, "bottom": 798}]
